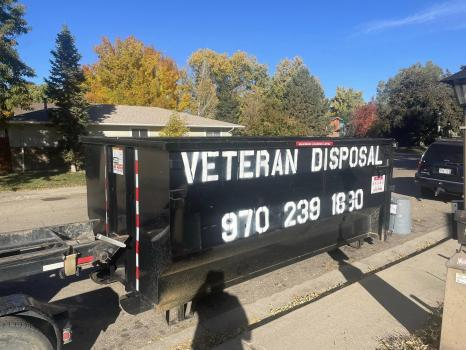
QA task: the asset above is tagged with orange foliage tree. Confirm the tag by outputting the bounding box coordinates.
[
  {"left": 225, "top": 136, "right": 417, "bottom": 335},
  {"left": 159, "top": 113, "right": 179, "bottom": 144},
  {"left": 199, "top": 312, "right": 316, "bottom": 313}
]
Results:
[{"left": 84, "top": 36, "right": 192, "bottom": 111}]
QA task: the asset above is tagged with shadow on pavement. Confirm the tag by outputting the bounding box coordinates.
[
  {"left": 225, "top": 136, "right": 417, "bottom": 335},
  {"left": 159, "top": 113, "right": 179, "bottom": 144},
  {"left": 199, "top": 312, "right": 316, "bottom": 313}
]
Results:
[
  {"left": 1, "top": 270, "right": 121, "bottom": 350},
  {"left": 61, "top": 287, "right": 120, "bottom": 350},
  {"left": 0, "top": 270, "right": 91, "bottom": 302},
  {"left": 328, "top": 249, "right": 429, "bottom": 331},
  {"left": 393, "top": 177, "right": 420, "bottom": 198},
  {"left": 191, "top": 271, "right": 250, "bottom": 350}
]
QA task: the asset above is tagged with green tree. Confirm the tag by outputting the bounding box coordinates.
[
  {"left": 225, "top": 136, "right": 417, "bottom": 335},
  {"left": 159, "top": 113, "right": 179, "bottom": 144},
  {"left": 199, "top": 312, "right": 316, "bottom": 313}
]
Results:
[
  {"left": 159, "top": 113, "right": 189, "bottom": 136},
  {"left": 45, "top": 26, "right": 88, "bottom": 170},
  {"left": 268, "top": 57, "right": 304, "bottom": 101},
  {"left": 239, "top": 57, "right": 329, "bottom": 136},
  {"left": 27, "top": 83, "right": 47, "bottom": 103},
  {"left": 188, "top": 49, "right": 268, "bottom": 123},
  {"left": 329, "top": 87, "right": 364, "bottom": 123},
  {"left": 376, "top": 61, "right": 462, "bottom": 146},
  {"left": 0, "top": 0, "right": 34, "bottom": 118},
  {"left": 267, "top": 58, "right": 328, "bottom": 135},
  {"left": 239, "top": 88, "right": 308, "bottom": 136},
  {"left": 281, "top": 64, "right": 329, "bottom": 135}
]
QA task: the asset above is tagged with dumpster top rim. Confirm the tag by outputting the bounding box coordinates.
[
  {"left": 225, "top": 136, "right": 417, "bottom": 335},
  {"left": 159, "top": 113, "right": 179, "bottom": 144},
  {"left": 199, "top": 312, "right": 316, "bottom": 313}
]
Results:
[{"left": 80, "top": 136, "right": 395, "bottom": 150}]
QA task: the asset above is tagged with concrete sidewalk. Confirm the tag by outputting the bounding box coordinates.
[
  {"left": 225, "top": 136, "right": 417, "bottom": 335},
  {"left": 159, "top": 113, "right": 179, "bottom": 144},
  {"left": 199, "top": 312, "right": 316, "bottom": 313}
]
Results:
[{"left": 216, "top": 239, "right": 455, "bottom": 350}]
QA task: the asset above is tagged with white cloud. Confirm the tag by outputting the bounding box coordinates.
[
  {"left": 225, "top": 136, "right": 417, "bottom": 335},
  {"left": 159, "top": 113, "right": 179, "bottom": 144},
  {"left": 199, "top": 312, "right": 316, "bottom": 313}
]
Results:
[{"left": 362, "top": 1, "right": 466, "bottom": 33}]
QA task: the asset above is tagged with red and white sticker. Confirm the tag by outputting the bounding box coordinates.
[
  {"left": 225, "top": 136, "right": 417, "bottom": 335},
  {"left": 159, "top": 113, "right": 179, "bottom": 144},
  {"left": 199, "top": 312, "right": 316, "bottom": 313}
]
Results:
[
  {"left": 371, "top": 175, "right": 385, "bottom": 194},
  {"left": 112, "top": 147, "right": 124, "bottom": 175},
  {"left": 295, "top": 140, "right": 334, "bottom": 147}
]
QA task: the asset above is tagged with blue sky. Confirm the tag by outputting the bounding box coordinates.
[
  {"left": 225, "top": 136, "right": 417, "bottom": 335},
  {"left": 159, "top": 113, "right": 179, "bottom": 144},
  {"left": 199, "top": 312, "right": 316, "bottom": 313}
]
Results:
[{"left": 18, "top": 0, "right": 466, "bottom": 100}]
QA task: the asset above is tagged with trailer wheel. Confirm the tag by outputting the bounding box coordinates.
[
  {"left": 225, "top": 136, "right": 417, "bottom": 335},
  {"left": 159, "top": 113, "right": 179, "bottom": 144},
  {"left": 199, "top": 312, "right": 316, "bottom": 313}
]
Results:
[{"left": 0, "top": 316, "right": 53, "bottom": 350}]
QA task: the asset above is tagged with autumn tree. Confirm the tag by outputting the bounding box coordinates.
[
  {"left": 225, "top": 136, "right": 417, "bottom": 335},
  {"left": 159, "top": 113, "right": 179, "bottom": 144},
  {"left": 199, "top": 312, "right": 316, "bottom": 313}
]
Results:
[
  {"left": 188, "top": 49, "right": 267, "bottom": 123},
  {"left": 159, "top": 113, "right": 189, "bottom": 136},
  {"left": 0, "top": 0, "right": 34, "bottom": 119},
  {"left": 45, "top": 26, "right": 88, "bottom": 170},
  {"left": 329, "top": 87, "right": 364, "bottom": 123},
  {"left": 84, "top": 36, "right": 191, "bottom": 111},
  {"left": 376, "top": 61, "right": 462, "bottom": 145},
  {"left": 350, "top": 102, "right": 378, "bottom": 137},
  {"left": 192, "top": 60, "right": 218, "bottom": 118}
]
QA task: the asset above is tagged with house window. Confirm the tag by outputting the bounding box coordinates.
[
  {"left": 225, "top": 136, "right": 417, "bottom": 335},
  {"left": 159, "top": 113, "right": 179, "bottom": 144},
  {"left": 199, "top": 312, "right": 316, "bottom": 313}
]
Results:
[
  {"left": 206, "top": 131, "right": 221, "bottom": 136},
  {"left": 131, "top": 129, "right": 148, "bottom": 138}
]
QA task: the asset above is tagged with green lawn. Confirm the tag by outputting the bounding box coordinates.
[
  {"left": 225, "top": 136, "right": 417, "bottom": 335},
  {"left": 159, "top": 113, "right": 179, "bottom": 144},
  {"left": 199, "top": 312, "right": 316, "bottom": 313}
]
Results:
[{"left": 0, "top": 171, "right": 86, "bottom": 192}]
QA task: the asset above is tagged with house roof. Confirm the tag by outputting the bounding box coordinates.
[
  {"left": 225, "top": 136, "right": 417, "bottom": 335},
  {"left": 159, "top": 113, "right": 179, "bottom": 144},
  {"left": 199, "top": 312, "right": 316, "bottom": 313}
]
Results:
[
  {"left": 10, "top": 104, "right": 244, "bottom": 129},
  {"left": 443, "top": 67, "right": 466, "bottom": 83}
]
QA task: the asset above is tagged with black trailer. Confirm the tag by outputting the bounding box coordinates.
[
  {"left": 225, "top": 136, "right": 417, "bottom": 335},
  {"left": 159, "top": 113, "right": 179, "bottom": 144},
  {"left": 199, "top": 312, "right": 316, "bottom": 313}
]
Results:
[{"left": 0, "top": 136, "right": 394, "bottom": 348}]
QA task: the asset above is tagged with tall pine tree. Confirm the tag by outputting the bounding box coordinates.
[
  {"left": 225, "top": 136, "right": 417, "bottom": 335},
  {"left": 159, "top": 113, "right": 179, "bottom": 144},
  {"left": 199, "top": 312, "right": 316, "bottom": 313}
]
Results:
[
  {"left": 0, "top": 0, "right": 35, "bottom": 118},
  {"left": 282, "top": 65, "right": 329, "bottom": 135},
  {"left": 46, "top": 26, "right": 88, "bottom": 170}
]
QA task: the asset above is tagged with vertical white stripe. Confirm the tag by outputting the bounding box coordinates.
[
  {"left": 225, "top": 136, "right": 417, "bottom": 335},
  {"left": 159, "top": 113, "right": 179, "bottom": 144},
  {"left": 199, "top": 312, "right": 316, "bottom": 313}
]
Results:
[
  {"left": 104, "top": 148, "right": 109, "bottom": 230},
  {"left": 135, "top": 148, "right": 140, "bottom": 291}
]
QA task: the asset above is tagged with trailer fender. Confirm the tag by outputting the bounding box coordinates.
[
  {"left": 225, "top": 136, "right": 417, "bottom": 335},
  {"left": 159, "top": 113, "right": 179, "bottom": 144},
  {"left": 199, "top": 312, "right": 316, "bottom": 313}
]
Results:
[{"left": 0, "top": 294, "right": 70, "bottom": 350}]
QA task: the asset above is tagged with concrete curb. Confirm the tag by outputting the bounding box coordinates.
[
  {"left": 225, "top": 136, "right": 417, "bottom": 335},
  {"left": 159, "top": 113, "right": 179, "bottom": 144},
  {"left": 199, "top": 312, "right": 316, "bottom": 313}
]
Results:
[{"left": 144, "top": 226, "right": 451, "bottom": 350}]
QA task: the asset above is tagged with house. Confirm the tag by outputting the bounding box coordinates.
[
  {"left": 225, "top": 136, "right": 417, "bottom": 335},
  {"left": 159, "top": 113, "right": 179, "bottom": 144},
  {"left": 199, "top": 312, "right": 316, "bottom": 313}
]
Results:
[
  {"left": 3, "top": 103, "right": 243, "bottom": 171},
  {"left": 328, "top": 117, "right": 346, "bottom": 137}
]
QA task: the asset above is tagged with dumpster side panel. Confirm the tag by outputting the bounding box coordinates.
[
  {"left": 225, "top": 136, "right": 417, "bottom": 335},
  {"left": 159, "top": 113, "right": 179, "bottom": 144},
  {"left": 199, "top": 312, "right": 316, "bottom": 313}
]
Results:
[
  {"left": 155, "top": 140, "right": 393, "bottom": 309},
  {"left": 82, "top": 137, "right": 394, "bottom": 311},
  {"left": 136, "top": 147, "right": 171, "bottom": 304}
]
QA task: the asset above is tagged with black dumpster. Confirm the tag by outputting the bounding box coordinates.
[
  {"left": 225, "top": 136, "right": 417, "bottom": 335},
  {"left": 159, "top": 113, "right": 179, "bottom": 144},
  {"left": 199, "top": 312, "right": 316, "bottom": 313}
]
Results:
[{"left": 82, "top": 136, "right": 394, "bottom": 313}]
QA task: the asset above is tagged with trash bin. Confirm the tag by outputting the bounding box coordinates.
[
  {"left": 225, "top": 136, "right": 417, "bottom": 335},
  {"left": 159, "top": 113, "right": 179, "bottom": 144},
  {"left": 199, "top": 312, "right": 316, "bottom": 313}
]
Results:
[
  {"left": 389, "top": 197, "right": 411, "bottom": 235},
  {"left": 82, "top": 136, "right": 395, "bottom": 313}
]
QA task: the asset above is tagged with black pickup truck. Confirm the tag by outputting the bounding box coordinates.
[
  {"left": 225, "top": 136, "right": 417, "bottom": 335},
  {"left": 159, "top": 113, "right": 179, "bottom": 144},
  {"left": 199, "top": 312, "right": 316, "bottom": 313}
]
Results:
[{"left": 415, "top": 139, "right": 463, "bottom": 197}]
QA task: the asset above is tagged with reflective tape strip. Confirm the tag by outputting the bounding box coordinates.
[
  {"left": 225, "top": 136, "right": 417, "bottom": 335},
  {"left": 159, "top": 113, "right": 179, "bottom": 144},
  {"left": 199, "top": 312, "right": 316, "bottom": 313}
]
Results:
[
  {"left": 77, "top": 256, "right": 94, "bottom": 265},
  {"left": 104, "top": 147, "right": 109, "bottom": 235},
  {"left": 135, "top": 149, "right": 140, "bottom": 292},
  {"left": 43, "top": 262, "right": 64, "bottom": 271}
]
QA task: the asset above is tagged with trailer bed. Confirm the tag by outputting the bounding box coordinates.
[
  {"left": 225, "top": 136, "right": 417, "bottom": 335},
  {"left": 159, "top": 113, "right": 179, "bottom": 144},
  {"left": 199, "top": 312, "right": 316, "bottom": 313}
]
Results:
[{"left": 0, "top": 222, "right": 96, "bottom": 283}]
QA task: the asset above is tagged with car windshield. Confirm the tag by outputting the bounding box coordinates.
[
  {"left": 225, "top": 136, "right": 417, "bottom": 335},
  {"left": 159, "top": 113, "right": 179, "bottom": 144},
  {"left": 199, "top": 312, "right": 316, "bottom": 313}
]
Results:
[{"left": 424, "top": 143, "right": 463, "bottom": 164}]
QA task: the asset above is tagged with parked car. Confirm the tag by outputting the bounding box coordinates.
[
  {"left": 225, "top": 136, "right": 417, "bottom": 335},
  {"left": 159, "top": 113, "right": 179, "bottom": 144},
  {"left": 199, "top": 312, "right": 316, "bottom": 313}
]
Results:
[{"left": 415, "top": 139, "right": 463, "bottom": 197}]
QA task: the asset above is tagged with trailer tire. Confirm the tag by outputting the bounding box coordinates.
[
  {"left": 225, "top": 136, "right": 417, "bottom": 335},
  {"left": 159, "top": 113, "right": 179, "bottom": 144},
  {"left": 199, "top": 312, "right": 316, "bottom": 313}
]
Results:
[{"left": 0, "top": 316, "right": 54, "bottom": 350}]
